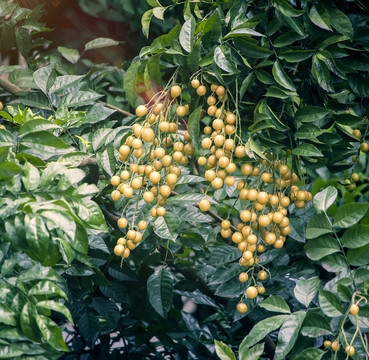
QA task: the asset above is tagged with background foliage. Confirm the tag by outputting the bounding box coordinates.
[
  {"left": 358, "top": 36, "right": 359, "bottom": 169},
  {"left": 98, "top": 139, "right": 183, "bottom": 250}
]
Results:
[{"left": 0, "top": 0, "right": 369, "bottom": 359}]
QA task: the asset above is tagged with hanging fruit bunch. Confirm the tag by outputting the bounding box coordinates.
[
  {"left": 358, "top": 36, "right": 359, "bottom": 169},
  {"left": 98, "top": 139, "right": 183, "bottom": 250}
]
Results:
[{"left": 110, "top": 75, "right": 313, "bottom": 313}]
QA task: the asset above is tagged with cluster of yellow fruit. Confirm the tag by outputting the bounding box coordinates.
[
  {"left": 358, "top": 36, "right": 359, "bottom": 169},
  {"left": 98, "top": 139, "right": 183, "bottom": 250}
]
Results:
[
  {"left": 323, "top": 303, "right": 360, "bottom": 357},
  {"left": 110, "top": 84, "right": 197, "bottom": 260}
]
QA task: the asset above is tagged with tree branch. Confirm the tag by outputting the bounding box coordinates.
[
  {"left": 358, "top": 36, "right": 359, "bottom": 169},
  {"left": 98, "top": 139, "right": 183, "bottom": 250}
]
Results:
[{"left": 0, "top": 77, "right": 22, "bottom": 95}]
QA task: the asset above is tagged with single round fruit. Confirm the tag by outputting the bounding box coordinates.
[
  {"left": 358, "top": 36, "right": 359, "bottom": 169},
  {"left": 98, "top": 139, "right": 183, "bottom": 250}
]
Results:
[
  {"left": 345, "top": 345, "right": 355, "bottom": 356},
  {"left": 157, "top": 207, "right": 166, "bottom": 216},
  {"left": 117, "top": 218, "right": 128, "bottom": 228},
  {"left": 136, "top": 105, "right": 147, "bottom": 117},
  {"left": 352, "top": 129, "right": 361, "bottom": 139},
  {"left": 191, "top": 79, "right": 200, "bottom": 88},
  {"left": 171, "top": 85, "right": 182, "bottom": 98},
  {"left": 239, "top": 272, "right": 249, "bottom": 282},
  {"left": 222, "top": 220, "right": 231, "bottom": 229},
  {"left": 142, "top": 127, "right": 155, "bottom": 142},
  {"left": 199, "top": 198, "right": 211, "bottom": 212},
  {"left": 138, "top": 220, "right": 147, "bottom": 230},
  {"left": 143, "top": 191, "right": 154, "bottom": 203},
  {"left": 196, "top": 85, "right": 206, "bottom": 96},
  {"left": 246, "top": 286, "right": 258, "bottom": 299},
  {"left": 176, "top": 105, "right": 187, "bottom": 117},
  {"left": 110, "top": 175, "right": 120, "bottom": 186},
  {"left": 331, "top": 341, "right": 340, "bottom": 352},
  {"left": 323, "top": 340, "right": 331, "bottom": 348},
  {"left": 114, "top": 244, "right": 124, "bottom": 256},
  {"left": 258, "top": 270, "right": 267, "bottom": 280},
  {"left": 360, "top": 142, "right": 369, "bottom": 152},
  {"left": 351, "top": 173, "right": 359, "bottom": 182},
  {"left": 111, "top": 190, "right": 121, "bottom": 201},
  {"left": 237, "top": 302, "right": 247, "bottom": 313},
  {"left": 232, "top": 232, "right": 243, "bottom": 244},
  {"left": 257, "top": 285, "right": 265, "bottom": 294},
  {"left": 350, "top": 304, "right": 359, "bottom": 315},
  {"left": 216, "top": 86, "right": 225, "bottom": 96}
]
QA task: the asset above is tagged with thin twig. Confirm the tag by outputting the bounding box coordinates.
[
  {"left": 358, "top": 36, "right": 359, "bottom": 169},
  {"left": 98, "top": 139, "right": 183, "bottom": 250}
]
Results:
[{"left": 101, "top": 101, "right": 134, "bottom": 117}]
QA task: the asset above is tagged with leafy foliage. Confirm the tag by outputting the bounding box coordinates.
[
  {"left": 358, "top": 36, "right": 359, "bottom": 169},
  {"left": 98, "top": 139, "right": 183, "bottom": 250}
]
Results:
[{"left": 1, "top": 0, "right": 369, "bottom": 359}]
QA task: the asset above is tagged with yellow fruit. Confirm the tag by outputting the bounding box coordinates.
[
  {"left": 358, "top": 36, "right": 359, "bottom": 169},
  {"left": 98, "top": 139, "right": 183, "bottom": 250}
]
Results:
[
  {"left": 111, "top": 190, "right": 121, "bottom": 201},
  {"left": 350, "top": 304, "right": 359, "bottom": 315},
  {"left": 196, "top": 85, "right": 207, "bottom": 96},
  {"left": 345, "top": 345, "right": 355, "bottom": 356},
  {"left": 246, "top": 286, "right": 258, "bottom": 299},
  {"left": 191, "top": 79, "right": 200, "bottom": 88},
  {"left": 171, "top": 85, "right": 181, "bottom": 98},
  {"left": 157, "top": 207, "right": 166, "bottom": 216},
  {"left": 143, "top": 191, "right": 154, "bottom": 203},
  {"left": 117, "top": 218, "right": 128, "bottom": 228},
  {"left": 258, "top": 270, "right": 267, "bottom": 280},
  {"left": 110, "top": 175, "right": 120, "bottom": 186},
  {"left": 237, "top": 302, "right": 247, "bottom": 313},
  {"left": 135, "top": 105, "right": 147, "bottom": 117},
  {"left": 239, "top": 272, "right": 249, "bottom": 282},
  {"left": 199, "top": 198, "right": 211, "bottom": 212},
  {"left": 138, "top": 220, "right": 147, "bottom": 230},
  {"left": 257, "top": 285, "right": 265, "bottom": 294},
  {"left": 323, "top": 340, "right": 331, "bottom": 348},
  {"left": 114, "top": 244, "right": 124, "bottom": 256},
  {"left": 360, "top": 142, "right": 369, "bottom": 152}
]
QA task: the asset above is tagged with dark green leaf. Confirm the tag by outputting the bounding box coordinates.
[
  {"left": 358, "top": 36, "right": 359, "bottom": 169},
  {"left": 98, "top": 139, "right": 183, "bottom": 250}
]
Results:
[
  {"left": 147, "top": 267, "right": 173, "bottom": 317},
  {"left": 240, "top": 343, "right": 264, "bottom": 360},
  {"left": 295, "top": 124, "right": 324, "bottom": 139},
  {"left": 240, "top": 315, "right": 288, "bottom": 348},
  {"left": 273, "top": 0, "right": 302, "bottom": 17},
  {"left": 301, "top": 312, "right": 332, "bottom": 337},
  {"left": 309, "top": 5, "right": 332, "bottom": 31},
  {"left": 274, "top": 311, "right": 306, "bottom": 360},
  {"left": 187, "top": 106, "right": 202, "bottom": 152},
  {"left": 78, "top": 310, "right": 100, "bottom": 348},
  {"left": 272, "top": 61, "right": 296, "bottom": 91},
  {"left": 327, "top": 8, "right": 354, "bottom": 40},
  {"left": 319, "top": 290, "right": 343, "bottom": 317},
  {"left": 304, "top": 235, "right": 340, "bottom": 260},
  {"left": 214, "top": 45, "right": 239, "bottom": 74},
  {"left": 311, "top": 55, "right": 334, "bottom": 92},
  {"left": 292, "top": 143, "right": 323, "bottom": 157},
  {"left": 295, "top": 106, "right": 330, "bottom": 123},
  {"left": 294, "top": 348, "right": 324, "bottom": 360},
  {"left": 342, "top": 224, "right": 369, "bottom": 249},
  {"left": 36, "top": 314, "right": 68, "bottom": 351}
]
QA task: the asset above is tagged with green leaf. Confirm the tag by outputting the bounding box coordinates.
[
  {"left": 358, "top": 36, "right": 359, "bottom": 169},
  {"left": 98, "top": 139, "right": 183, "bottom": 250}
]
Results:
[
  {"left": 0, "top": 304, "right": 17, "bottom": 326},
  {"left": 274, "top": 31, "right": 305, "bottom": 48},
  {"left": 179, "top": 15, "right": 195, "bottom": 53},
  {"left": 342, "top": 224, "right": 369, "bottom": 249},
  {"left": 28, "top": 280, "right": 67, "bottom": 300},
  {"left": 349, "top": 74, "right": 369, "bottom": 98},
  {"left": 208, "top": 246, "right": 241, "bottom": 265},
  {"left": 240, "top": 73, "right": 254, "bottom": 99},
  {"left": 97, "top": 148, "right": 115, "bottom": 177},
  {"left": 233, "top": 39, "right": 273, "bottom": 59},
  {"left": 347, "top": 244, "right": 369, "bottom": 266},
  {"left": 33, "top": 66, "right": 55, "bottom": 94},
  {"left": 18, "top": 119, "right": 60, "bottom": 136},
  {"left": 279, "top": 11, "right": 304, "bottom": 35},
  {"left": 223, "top": 27, "right": 264, "bottom": 40},
  {"left": 214, "top": 45, "right": 239, "bottom": 74},
  {"left": 0, "top": 129, "right": 16, "bottom": 147},
  {"left": 239, "top": 315, "right": 288, "bottom": 349},
  {"left": 294, "top": 279, "right": 320, "bottom": 308},
  {"left": 187, "top": 106, "right": 202, "bottom": 152},
  {"left": 61, "top": 90, "right": 102, "bottom": 108},
  {"left": 259, "top": 296, "right": 291, "bottom": 314},
  {"left": 36, "top": 300, "right": 73, "bottom": 323},
  {"left": 311, "top": 55, "right": 334, "bottom": 92},
  {"left": 304, "top": 235, "right": 340, "bottom": 260},
  {"left": 49, "top": 75, "right": 85, "bottom": 93},
  {"left": 57, "top": 46, "right": 80, "bottom": 64},
  {"left": 0, "top": 162, "right": 23, "bottom": 179},
  {"left": 240, "top": 343, "right": 264, "bottom": 360},
  {"left": 141, "top": 9, "right": 153, "bottom": 38},
  {"left": 273, "top": 0, "right": 302, "bottom": 17},
  {"left": 333, "top": 203, "right": 369, "bottom": 228},
  {"left": 20, "top": 303, "right": 41, "bottom": 342},
  {"left": 294, "top": 348, "right": 324, "bottom": 360},
  {"left": 153, "top": 213, "right": 178, "bottom": 241},
  {"left": 278, "top": 50, "right": 314, "bottom": 63},
  {"left": 295, "top": 106, "right": 330, "bottom": 122},
  {"left": 321, "top": 253, "right": 347, "bottom": 273},
  {"left": 147, "top": 267, "right": 173, "bottom": 317},
  {"left": 309, "top": 5, "right": 332, "bottom": 31},
  {"left": 327, "top": 8, "right": 354, "bottom": 40},
  {"left": 295, "top": 124, "right": 324, "bottom": 139},
  {"left": 36, "top": 314, "right": 68, "bottom": 351},
  {"left": 274, "top": 311, "right": 306, "bottom": 360},
  {"left": 20, "top": 131, "right": 74, "bottom": 160},
  {"left": 292, "top": 143, "right": 323, "bottom": 157},
  {"left": 77, "top": 310, "right": 100, "bottom": 348},
  {"left": 319, "top": 290, "right": 343, "bottom": 317},
  {"left": 306, "top": 214, "right": 332, "bottom": 239},
  {"left": 85, "top": 37, "right": 119, "bottom": 51},
  {"left": 214, "top": 340, "right": 237, "bottom": 360},
  {"left": 301, "top": 312, "right": 332, "bottom": 337},
  {"left": 153, "top": 7, "right": 166, "bottom": 20},
  {"left": 272, "top": 61, "right": 295, "bottom": 91},
  {"left": 313, "top": 186, "right": 337, "bottom": 213}
]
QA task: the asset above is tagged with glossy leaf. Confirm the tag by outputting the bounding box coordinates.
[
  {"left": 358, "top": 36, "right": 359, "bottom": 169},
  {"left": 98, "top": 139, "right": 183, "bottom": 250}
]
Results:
[
  {"left": 294, "top": 106, "right": 330, "bottom": 123},
  {"left": 292, "top": 143, "right": 323, "bottom": 157},
  {"left": 179, "top": 15, "right": 195, "bottom": 53},
  {"left": 57, "top": 46, "right": 80, "bottom": 64},
  {"left": 259, "top": 295, "right": 291, "bottom": 314},
  {"left": 342, "top": 224, "right": 369, "bottom": 249},
  {"left": 214, "top": 45, "right": 239, "bottom": 74},
  {"left": 214, "top": 340, "right": 236, "bottom": 360},
  {"left": 294, "top": 348, "right": 324, "bottom": 360},
  {"left": 274, "top": 311, "right": 306, "bottom": 360},
  {"left": 313, "top": 186, "right": 337, "bottom": 213},
  {"left": 187, "top": 106, "right": 202, "bottom": 151},
  {"left": 333, "top": 203, "right": 369, "bottom": 228},
  {"left": 84, "top": 37, "right": 119, "bottom": 51},
  {"left": 240, "top": 315, "right": 288, "bottom": 348},
  {"left": 147, "top": 267, "right": 173, "bottom": 317},
  {"left": 305, "top": 214, "right": 332, "bottom": 239},
  {"left": 304, "top": 235, "right": 340, "bottom": 260},
  {"left": 36, "top": 314, "right": 68, "bottom": 351},
  {"left": 240, "top": 343, "right": 264, "bottom": 360},
  {"left": 272, "top": 61, "right": 296, "bottom": 91},
  {"left": 301, "top": 312, "right": 332, "bottom": 337},
  {"left": 319, "top": 290, "right": 343, "bottom": 317},
  {"left": 294, "top": 279, "right": 320, "bottom": 308}
]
